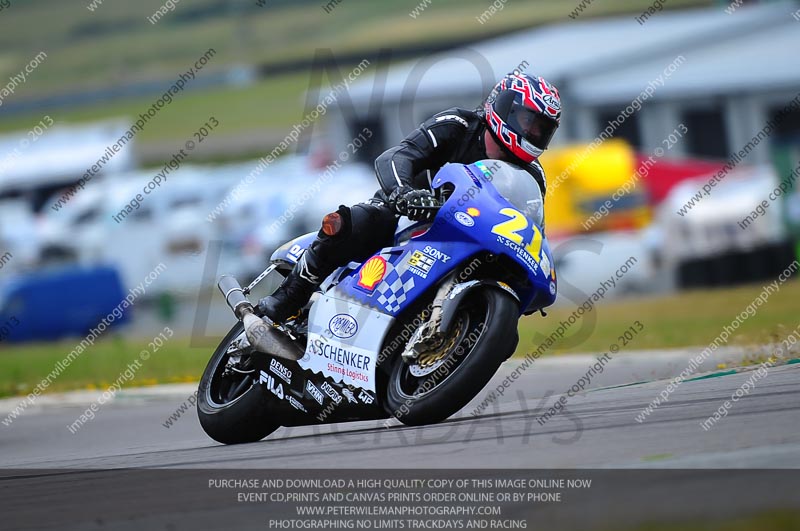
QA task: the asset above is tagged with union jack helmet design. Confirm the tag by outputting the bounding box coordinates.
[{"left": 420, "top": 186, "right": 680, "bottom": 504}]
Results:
[{"left": 484, "top": 73, "right": 561, "bottom": 163}]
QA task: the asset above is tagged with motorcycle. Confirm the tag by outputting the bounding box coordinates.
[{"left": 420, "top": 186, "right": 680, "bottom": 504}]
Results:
[{"left": 197, "top": 159, "right": 557, "bottom": 444}]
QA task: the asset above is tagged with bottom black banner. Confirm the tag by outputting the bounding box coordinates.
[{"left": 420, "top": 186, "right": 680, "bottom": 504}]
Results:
[{"left": 2, "top": 469, "right": 799, "bottom": 530}]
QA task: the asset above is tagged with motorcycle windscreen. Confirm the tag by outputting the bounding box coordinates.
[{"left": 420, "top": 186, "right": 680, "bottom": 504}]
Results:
[{"left": 476, "top": 160, "right": 544, "bottom": 228}]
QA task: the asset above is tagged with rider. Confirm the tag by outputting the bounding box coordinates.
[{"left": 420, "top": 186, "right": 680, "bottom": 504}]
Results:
[{"left": 258, "top": 72, "right": 562, "bottom": 322}]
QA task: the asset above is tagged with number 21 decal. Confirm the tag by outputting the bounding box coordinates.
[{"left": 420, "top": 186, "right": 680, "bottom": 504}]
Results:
[{"left": 491, "top": 208, "right": 543, "bottom": 262}]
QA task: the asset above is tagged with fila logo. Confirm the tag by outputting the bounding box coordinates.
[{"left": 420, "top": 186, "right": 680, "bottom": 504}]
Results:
[{"left": 259, "top": 371, "right": 285, "bottom": 400}]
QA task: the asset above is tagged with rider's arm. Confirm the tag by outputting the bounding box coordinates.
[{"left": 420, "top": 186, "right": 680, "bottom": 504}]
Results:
[{"left": 374, "top": 109, "right": 470, "bottom": 196}]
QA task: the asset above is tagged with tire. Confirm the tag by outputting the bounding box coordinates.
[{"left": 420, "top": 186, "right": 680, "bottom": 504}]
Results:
[
  {"left": 197, "top": 322, "right": 280, "bottom": 444},
  {"left": 384, "top": 288, "right": 519, "bottom": 426}
]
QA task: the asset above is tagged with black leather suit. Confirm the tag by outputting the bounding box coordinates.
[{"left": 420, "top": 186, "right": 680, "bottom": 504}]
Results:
[{"left": 297, "top": 107, "right": 547, "bottom": 284}]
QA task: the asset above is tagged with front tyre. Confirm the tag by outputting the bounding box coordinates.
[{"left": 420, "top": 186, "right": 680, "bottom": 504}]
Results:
[
  {"left": 197, "top": 322, "right": 280, "bottom": 444},
  {"left": 384, "top": 288, "right": 519, "bottom": 426}
]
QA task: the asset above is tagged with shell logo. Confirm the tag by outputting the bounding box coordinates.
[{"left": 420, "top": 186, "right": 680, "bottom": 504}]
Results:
[
  {"left": 357, "top": 256, "right": 387, "bottom": 290},
  {"left": 466, "top": 207, "right": 481, "bottom": 217}
]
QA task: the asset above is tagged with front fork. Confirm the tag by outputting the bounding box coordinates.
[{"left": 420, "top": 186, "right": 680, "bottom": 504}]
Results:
[{"left": 400, "top": 271, "right": 458, "bottom": 363}]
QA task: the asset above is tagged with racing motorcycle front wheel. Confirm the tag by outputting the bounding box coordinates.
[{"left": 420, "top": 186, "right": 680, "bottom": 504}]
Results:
[
  {"left": 197, "top": 322, "right": 280, "bottom": 444},
  {"left": 384, "top": 287, "right": 519, "bottom": 426}
]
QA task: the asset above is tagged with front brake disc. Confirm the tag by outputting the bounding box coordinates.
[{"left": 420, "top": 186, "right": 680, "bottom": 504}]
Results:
[{"left": 408, "top": 316, "right": 465, "bottom": 377}]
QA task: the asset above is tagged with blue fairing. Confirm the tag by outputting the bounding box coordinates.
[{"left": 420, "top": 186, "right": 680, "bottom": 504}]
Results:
[
  {"left": 271, "top": 232, "right": 318, "bottom": 265},
  {"left": 326, "top": 161, "right": 557, "bottom": 316}
]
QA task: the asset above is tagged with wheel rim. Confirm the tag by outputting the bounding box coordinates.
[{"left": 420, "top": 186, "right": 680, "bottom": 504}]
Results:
[
  {"left": 206, "top": 330, "right": 257, "bottom": 408},
  {"left": 395, "top": 294, "right": 489, "bottom": 400}
]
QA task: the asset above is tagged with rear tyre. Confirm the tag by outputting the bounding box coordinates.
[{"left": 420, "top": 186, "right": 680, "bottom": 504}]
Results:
[
  {"left": 384, "top": 288, "right": 519, "bottom": 426},
  {"left": 197, "top": 322, "right": 280, "bottom": 444}
]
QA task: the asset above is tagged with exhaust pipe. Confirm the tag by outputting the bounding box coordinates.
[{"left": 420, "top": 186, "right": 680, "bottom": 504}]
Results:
[
  {"left": 217, "top": 275, "right": 303, "bottom": 361},
  {"left": 218, "top": 275, "right": 253, "bottom": 319}
]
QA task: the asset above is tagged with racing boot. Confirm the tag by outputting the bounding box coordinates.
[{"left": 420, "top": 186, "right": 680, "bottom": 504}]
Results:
[{"left": 257, "top": 252, "right": 320, "bottom": 323}]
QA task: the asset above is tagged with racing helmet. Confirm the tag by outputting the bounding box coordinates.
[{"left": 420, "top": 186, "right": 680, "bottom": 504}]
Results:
[{"left": 484, "top": 73, "right": 561, "bottom": 164}]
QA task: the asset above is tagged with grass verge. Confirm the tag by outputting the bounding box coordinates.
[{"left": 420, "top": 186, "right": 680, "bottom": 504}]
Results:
[
  {"left": 514, "top": 279, "right": 800, "bottom": 356},
  {"left": 0, "top": 336, "right": 207, "bottom": 399}
]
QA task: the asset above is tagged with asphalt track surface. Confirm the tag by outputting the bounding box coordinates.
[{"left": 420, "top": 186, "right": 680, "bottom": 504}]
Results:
[
  {"left": 3, "top": 357, "right": 799, "bottom": 470},
  {"left": 3, "top": 356, "right": 800, "bottom": 531}
]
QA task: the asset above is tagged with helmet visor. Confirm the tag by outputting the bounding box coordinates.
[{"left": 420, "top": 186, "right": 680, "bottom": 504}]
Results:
[{"left": 507, "top": 102, "right": 558, "bottom": 152}]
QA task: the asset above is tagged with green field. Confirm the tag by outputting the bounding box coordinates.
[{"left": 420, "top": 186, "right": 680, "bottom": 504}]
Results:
[
  {"left": 1, "top": 0, "right": 711, "bottom": 94},
  {"left": 0, "top": 0, "right": 711, "bottom": 151},
  {"left": 0, "top": 73, "right": 312, "bottom": 146},
  {"left": 1, "top": 278, "right": 797, "bottom": 399}
]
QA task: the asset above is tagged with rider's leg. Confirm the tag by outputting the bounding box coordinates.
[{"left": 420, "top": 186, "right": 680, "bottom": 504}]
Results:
[{"left": 258, "top": 200, "right": 397, "bottom": 322}]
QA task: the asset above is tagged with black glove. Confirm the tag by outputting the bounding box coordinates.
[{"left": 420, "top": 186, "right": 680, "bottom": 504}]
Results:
[{"left": 388, "top": 186, "right": 439, "bottom": 221}]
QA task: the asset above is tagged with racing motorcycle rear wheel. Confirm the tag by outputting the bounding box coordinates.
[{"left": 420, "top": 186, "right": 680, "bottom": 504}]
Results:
[
  {"left": 197, "top": 322, "right": 280, "bottom": 444},
  {"left": 384, "top": 287, "right": 519, "bottom": 426}
]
